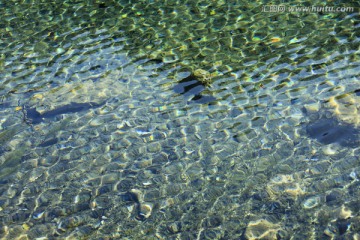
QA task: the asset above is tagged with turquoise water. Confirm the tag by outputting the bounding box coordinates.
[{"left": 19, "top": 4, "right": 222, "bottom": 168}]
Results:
[{"left": 0, "top": 1, "right": 360, "bottom": 239}]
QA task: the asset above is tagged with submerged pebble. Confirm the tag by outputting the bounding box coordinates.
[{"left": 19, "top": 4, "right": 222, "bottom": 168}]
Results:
[
  {"left": 138, "top": 202, "right": 153, "bottom": 219},
  {"left": 32, "top": 211, "right": 45, "bottom": 220},
  {"left": 303, "top": 196, "right": 321, "bottom": 209}
]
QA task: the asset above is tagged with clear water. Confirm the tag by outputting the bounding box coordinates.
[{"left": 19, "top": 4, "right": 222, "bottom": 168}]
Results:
[{"left": 0, "top": 1, "right": 360, "bottom": 239}]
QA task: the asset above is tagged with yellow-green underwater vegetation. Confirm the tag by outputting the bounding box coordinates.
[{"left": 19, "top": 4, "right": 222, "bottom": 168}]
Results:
[{"left": 0, "top": 0, "right": 360, "bottom": 239}]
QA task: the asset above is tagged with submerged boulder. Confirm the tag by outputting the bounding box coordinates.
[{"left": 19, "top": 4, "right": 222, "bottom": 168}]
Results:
[{"left": 326, "top": 93, "right": 360, "bottom": 127}]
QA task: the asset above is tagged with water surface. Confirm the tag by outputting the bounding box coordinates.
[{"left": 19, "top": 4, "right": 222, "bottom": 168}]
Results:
[{"left": 0, "top": 1, "right": 360, "bottom": 239}]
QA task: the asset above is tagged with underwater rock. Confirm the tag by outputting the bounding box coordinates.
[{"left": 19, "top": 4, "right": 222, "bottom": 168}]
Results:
[
  {"left": 193, "top": 68, "right": 212, "bottom": 86},
  {"left": 137, "top": 202, "right": 153, "bottom": 220},
  {"left": 326, "top": 94, "right": 360, "bottom": 126},
  {"left": 244, "top": 219, "right": 280, "bottom": 240},
  {"left": 306, "top": 117, "right": 359, "bottom": 148},
  {"left": 303, "top": 196, "right": 321, "bottom": 209}
]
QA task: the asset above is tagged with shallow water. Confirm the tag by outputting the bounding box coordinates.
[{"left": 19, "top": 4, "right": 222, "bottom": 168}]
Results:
[{"left": 1, "top": 1, "right": 360, "bottom": 239}]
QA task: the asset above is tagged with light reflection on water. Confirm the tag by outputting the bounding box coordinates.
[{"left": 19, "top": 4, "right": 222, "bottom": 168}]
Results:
[{"left": 0, "top": 1, "right": 360, "bottom": 239}]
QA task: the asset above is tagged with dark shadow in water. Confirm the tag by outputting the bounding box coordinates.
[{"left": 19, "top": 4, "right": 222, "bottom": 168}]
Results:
[
  {"left": 306, "top": 117, "right": 360, "bottom": 148},
  {"left": 24, "top": 101, "right": 106, "bottom": 124},
  {"left": 173, "top": 75, "right": 215, "bottom": 104},
  {"left": 191, "top": 94, "right": 216, "bottom": 104},
  {"left": 354, "top": 89, "right": 360, "bottom": 96},
  {"left": 38, "top": 138, "right": 58, "bottom": 147}
]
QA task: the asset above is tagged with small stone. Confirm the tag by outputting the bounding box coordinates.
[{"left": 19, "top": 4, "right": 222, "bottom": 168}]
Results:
[
  {"left": 135, "top": 159, "right": 152, "bottom": 168},
  {"left": 353, "top": 233, "right": 360, "bottom": 240},
  {"left": 284, "top": 183, "right": 305, "bottom": 197},
  {"left": 245, "top": 219, "right": 280, "bottom": 240},
  {"left": 138, "top": 202, "right": 153, "bottom": 219},
  {"left": 337, "top": 205, "right": 352, "bottom": 219},
  {"left": 304, "top": 102, "right": 320, "bottom": 112},
  {"left": 90, "top": 201, "right": 97, "bottom": 209},
  {"left": 349, "top": 171, "right": 357, "bottom": 180},
  {"left": 160, "top": 198, "right": 175, "bottom": 209},
  {"left": 303, "top": 196, "right": 321, "bottom": 209},
  {"left": 322, "top": 145, "right": 338, "bottom": 155},
  {"left": 33, "top": 211, "right": 45, "bottom": 220},
  {"left": 147, "top": 142, "right": 161, "bottom": 152},
  {"left": 89, "top": 118, "right": 103, "bottom": 126},
  {"left": 270, "top": 174, "right": 293, "bottom": 184},
  {"left": 324, "top": 226, "right": 336, "bottom": 237},
  {"left": 56, "top": 48, "right": 65, "bottom": 54},
  {"left": 168, "top": 222, "right": 181, "bottom": 233},
  {"left": 22, "top": 223, "right": 30, "bottom": 231}
]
